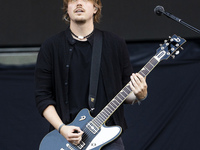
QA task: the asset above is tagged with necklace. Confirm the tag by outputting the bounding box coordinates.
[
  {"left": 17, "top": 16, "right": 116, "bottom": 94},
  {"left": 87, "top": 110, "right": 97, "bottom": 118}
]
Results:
[{"left": 70, "top": 29, "right": 94, "bottom": 40}]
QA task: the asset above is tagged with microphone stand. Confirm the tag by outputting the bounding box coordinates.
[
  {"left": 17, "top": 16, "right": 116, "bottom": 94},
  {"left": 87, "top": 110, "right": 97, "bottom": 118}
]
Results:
[{"left": 162, "top": 10, "right": 200, "bottom": 35}]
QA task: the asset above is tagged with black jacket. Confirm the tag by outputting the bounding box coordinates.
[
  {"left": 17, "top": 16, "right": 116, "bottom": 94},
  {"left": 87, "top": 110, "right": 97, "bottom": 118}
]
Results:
[{"left": 35, "top": 27, "right": 133, "bottom": 131}]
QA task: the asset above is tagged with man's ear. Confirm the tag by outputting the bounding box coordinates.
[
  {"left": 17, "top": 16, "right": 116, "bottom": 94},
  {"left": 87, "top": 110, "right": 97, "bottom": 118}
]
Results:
[{"left": 94, "top": 7, "right": 98, "bottom": 14}]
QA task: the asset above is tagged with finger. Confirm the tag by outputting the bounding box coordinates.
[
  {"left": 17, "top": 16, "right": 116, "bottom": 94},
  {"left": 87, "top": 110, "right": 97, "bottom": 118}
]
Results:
[
  {"left": 71, "top": 136, "right": 82, "bottom": 145},
  {"left": 130, "top": 75, "right": 140, "bottom": 90},
  {"left": 136, "top": 73, "right": 146, "bottom": 83},
  {"left": 68, "top": 132, "right": 83, "bottom": 139},
  {"left": 130, "top": 75, "right": 146, "bottom": 94},
  {"left": 73, "top": 127, "right": 84, "bottom": 134},
  {"left": 68, "top": 137, "right": 81, "bottom": 143},
  {"left": 133, "top": 73, "right": 143, "bottom": 85},
  {"left": 72, "top": 141, "right": 78, "bottom": 145},
  {"left": 136, "top": 73, "right": 148, "bottom": 89},
  {"left": 129, "top": 80, "right": 138, "bottom": 94},
  {"left": 70, "top": 137, "right": 81, "bottom": 141}
]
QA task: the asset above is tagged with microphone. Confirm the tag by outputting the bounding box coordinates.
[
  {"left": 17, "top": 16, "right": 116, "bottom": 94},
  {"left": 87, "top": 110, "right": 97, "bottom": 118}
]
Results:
[
  {"left": 154, "top": 5, "right": 165, "bottom": 16},
  {"left": 154, "top": 5, "right": 181, "bottom": 22},
  {"left": 154, "top": 5, "right": 200, "bottom": 34}
]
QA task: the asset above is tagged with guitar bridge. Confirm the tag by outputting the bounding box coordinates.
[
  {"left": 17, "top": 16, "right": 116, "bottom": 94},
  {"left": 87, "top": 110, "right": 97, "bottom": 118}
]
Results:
[
  {"left": 86, "top": 121, "right": 99, "bottom": 134},
  {"left": 66, "top": 141, "right": 85, "bottom": 150},
  {"left": 77, "top": 141, "right": 85, "bottom": 149}
]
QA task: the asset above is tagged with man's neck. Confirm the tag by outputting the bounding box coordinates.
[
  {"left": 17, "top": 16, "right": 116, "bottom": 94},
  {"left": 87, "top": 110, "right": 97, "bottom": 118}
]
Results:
[{"left": 70, "top": 21, "right": 94, "bottom": 41}]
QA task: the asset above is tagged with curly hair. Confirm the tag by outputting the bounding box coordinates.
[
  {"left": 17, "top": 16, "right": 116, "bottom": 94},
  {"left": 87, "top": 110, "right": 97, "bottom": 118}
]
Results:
[{"left": 62, "top": 0, "right": 102, "bottom": 23}]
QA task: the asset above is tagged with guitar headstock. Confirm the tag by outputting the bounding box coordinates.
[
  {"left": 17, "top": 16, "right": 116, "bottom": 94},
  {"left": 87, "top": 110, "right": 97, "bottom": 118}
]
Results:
[{"left": 155, "top": 34, "right": 186, "bottom": 61}]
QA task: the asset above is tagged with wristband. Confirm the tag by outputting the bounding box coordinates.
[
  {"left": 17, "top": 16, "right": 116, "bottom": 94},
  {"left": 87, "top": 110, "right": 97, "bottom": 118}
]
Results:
[{"left": 58, "top": 123, "right": 65, "bottom": 133}]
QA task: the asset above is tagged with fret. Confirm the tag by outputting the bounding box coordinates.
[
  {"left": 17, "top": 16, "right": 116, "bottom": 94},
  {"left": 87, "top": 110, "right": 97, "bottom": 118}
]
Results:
[
  {"left": 101, "top": 111, "right": 109, "bottom": 118},
  {"left": 105, "top": 106, "right": 112, "bottom": 114},
  {"left": 139, "top": 57, "right": 159, "bottom": 77},
  {"left": 97, "top": 116, "right": 105, "bottom": 125},
  {"left": 113, "top": 99, "right": 120, "bottom": 106},
  {"left": 101, "top": 109, "right": 109, "bottom": 118},
  {"left": 93, "top": 119, "right": 100, "bottom": 126},
  {"left": 107, "top": 105, "right": 115, "bottom": 113},
  {"left": 93, "top": 118, "right": 101, "bottom": 126},
  {"left": 123, "top": 88, "right": 129, "bottom": 95},
  {"left": 93, "top": 118, "right": 100, "bottom": 125},
  {"left": 115, "top": 97, "right": 121, "bottom": 103},
  {"left": 140, "top": 68, "right": 149, "bottom": 76},
  {"left": 96, "top": 115, "right": 104, "bottom": 123},
  {"left": 95, "top": 112, "right": 109, "bottom": 125},
  {"left": 107, "top": 104, "right": 115, "bottom": 112},
  {"left": 124, "top": 85, "right": 132, "bottom": 93},
  {"left": 140, "top": 71, "right": 146, "bottom": 77},
  {"left": 109, "top": 102, "right": 117, "bottom": 110},
  {"left": 146, "top": 62, "right": 154, "bottom": 70},
  {"left": 98, "top": 112, "right": 106, "bottom": 120},
  {"left": 120, "top": 91, "right": 128, "bottom": 98},
  {"left": 110, "top": 101, "right": 118, "bottom": 108},
  {"left": 144, "top": 66, "right": 150, "bottom": 72},
  {"left": 118, "top": 94, "right": 125, "bottom": 101}
]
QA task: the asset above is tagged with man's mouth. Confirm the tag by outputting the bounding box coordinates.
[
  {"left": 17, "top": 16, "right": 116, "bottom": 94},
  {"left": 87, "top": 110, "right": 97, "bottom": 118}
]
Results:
[{"left": 74, "top": 8, "right": 85, "bottom": 13}]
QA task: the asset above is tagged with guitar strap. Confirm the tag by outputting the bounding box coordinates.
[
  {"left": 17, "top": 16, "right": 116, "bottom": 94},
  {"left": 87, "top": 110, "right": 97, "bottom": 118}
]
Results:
[{"left": 88, "top": 30, "right": 103, "bottom": 112}]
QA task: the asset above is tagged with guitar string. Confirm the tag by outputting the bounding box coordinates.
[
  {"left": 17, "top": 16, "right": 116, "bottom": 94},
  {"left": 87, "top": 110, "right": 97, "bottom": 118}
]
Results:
[
  {"left": 74, "top": 40, "right": 178, "bottom": 148},
  {"left": 76, "top": 51, "right": 160, "bottom": 149},
  {"left": 76, "top": 86, "right": 132, "bottom": 148},
  {"left": 78, "top": 37, "right": 183, "bottom": 148}
]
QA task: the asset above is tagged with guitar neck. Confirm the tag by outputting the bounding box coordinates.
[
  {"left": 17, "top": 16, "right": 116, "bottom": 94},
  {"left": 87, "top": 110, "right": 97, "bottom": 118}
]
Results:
[
  {"left": 91, "top": 56, "right": 160, "bottom": 128},
  {"left": 138, "top": 56, "right": 160, "bottom": 77}
]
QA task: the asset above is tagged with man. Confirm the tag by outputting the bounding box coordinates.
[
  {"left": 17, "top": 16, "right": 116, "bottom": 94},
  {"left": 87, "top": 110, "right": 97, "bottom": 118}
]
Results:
[{"left": 35, "top": 0, "right": 147, "bottom": 149}]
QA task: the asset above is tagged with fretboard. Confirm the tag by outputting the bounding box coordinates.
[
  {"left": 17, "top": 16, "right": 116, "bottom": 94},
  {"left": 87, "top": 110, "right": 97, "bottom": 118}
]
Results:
[{"left": 91, "top": 56, "right": 160, "bottom": 128}]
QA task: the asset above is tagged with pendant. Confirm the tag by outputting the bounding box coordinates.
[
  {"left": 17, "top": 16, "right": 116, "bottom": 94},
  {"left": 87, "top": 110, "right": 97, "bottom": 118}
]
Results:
[{"left": 78, "top": 36, "right": 84, "bottom": 40}]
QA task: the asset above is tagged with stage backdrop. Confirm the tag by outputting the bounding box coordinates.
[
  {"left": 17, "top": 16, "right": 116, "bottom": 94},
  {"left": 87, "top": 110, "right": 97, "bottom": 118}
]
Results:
[
  {"left": 0, "top": 39, "right": 200, "bottom": 150},
  {"left": 1, "top": 0, "right": 200, "bottom": 46}
]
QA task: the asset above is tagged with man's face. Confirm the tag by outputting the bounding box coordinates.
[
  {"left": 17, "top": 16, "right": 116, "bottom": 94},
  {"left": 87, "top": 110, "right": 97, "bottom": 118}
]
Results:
[{"left": 67, "top": 0, "right": 97, "bottom": 24}]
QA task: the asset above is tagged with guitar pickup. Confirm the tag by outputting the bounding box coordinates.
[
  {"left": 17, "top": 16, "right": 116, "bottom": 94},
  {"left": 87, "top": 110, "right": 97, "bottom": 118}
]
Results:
[{"left": 86, "top": 121, "right": 99, "bottom": 134}]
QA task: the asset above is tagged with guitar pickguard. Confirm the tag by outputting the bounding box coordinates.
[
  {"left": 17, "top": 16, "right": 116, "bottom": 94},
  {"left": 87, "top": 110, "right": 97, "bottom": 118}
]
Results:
[{"left": 86, "top": 125, "right": 121, "bottom": 150}]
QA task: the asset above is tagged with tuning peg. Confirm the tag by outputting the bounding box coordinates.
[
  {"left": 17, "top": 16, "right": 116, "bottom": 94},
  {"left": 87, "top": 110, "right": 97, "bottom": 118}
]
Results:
[
  {"left": 171, "top": 48, "right": 175, "bottom": 51},
  {"left": 159, "top": 44, "right": 163, "bottom": 47},
  {"left": 176, "top": 44, "right": 180, "bottom": 47},
  {"left": 175, "top": 51, "right": 180, "bottom": 55},
  {"left": 180, "top": 47, "right": 184, "bottom": 50},
  {"left": 164, "top": 40, "right": 168, "bottom": 43},
  {"left": 171, "top": 55, "right": 175, "bottom": 59},
  {"left": 169, "top": 36, "right": 171, "bottom": 39}
]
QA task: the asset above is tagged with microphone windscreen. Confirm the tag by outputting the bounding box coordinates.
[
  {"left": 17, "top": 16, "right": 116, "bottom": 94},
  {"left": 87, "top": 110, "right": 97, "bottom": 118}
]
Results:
[{"left": 154, "top": 5, "right": 165, "bottom": 16}]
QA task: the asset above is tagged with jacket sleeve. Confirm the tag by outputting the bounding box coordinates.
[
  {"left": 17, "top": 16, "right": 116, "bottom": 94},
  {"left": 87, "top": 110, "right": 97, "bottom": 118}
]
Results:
[{"left": 35, "top": 41, "right": 56, "bottom": 116}]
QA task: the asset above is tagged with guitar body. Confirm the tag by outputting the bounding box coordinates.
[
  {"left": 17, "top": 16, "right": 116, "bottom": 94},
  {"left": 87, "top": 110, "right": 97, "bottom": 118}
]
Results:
[{"left": 39, "top": 108, "right": 122, "bottom": 150}]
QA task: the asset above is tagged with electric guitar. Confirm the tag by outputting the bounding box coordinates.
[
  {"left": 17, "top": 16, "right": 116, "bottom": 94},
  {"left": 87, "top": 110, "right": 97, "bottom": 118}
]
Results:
[{"left": 39, "top": 35, "right": 186, "bottom": 150}]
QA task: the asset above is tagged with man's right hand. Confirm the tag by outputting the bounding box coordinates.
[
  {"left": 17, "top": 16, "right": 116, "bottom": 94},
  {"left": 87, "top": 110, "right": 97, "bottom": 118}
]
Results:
[{"left": 60, "top": 125, "right": 84, "bottom": 145}]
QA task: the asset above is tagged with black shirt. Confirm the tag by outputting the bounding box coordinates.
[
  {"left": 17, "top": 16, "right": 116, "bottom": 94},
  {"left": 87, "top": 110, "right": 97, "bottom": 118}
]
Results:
[
  {"left": 35, "top": 27, "right": 133, "bottom": 131},
  {"left": 68, "top": 39, "right": 92, "bottom": 120}
]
